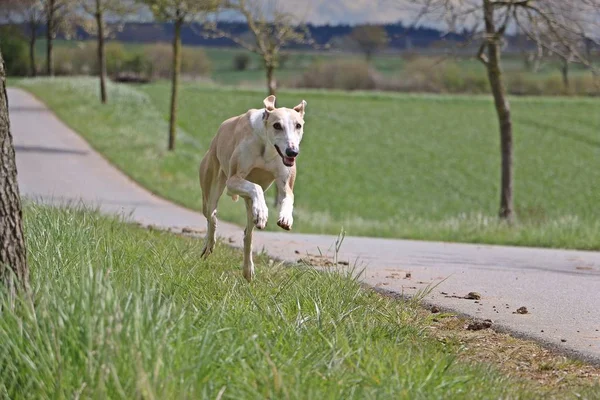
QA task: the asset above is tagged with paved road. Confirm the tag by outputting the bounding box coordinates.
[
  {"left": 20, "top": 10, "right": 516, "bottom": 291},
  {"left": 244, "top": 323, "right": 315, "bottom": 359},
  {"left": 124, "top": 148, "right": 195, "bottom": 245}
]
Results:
[{"left": 9, "top": 88, "right": 600, "bottom": 364}]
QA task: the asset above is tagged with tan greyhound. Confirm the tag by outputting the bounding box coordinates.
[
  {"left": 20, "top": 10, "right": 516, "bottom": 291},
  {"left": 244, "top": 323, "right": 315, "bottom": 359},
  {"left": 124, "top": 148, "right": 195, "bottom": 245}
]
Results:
[{"left": 199, "top": 95, "right": 307, "bottom": 281}]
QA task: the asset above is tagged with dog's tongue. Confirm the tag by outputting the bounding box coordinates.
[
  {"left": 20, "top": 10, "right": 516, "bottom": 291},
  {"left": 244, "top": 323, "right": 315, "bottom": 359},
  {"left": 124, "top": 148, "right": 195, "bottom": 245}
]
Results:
[{"left": 284, "top": 157, "right": 296, "bottom": 166}]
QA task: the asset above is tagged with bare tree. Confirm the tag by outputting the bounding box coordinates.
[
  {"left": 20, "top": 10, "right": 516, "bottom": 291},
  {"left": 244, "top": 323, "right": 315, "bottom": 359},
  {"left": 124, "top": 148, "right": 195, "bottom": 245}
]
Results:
[
  {"left": 42, "top": 0, "right": 78, "bottom": 76},
  {"left": 140, "top": 0, "right": 216, "bottom": 150},
  {"left": 404, "top": 0, "right": 600, "bottom": 221},
  {"left": 349, "top": 24, "right": 389, "bottom": 61},
  {"left": 80, "top": 0, "right": 138, "bottom": 104},
  {"left": 0, "top": 0, "right": 45, "bottom": 77},
  {"left": 0, "top": 49, "right": 29, "bottom": 301},
  {"left": 210, "top": 0, "right": 313, "bottom": 96}
]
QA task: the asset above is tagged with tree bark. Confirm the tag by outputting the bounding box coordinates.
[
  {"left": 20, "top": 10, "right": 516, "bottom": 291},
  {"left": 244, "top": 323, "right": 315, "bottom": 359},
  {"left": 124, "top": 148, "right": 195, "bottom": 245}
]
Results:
[
  {"left": 46, "top": 0, "right": 55, "bottom": 77},
  {"left": 29, "top": 24, "right": 37, "bottom": 77},
  {"left": 266, "top": 63, "right": 276, "bottom": 96},
  {"left": 483, "top": 0, "right": 514, "bottom": 221},
  {"left": 0, "top": 50, "right": 29, "bottom": 300},
  {"left": 168, "top": 16, "right": 183, "bottom": 151},
  {"left": 29, "top": 36, "right": 37, "bottom": 78},
  {"left": 561, "top": 59, "right": 570, "bottom": 91},
  {"left": 95, "top": 2, "right": 107, "bottom": 104}
]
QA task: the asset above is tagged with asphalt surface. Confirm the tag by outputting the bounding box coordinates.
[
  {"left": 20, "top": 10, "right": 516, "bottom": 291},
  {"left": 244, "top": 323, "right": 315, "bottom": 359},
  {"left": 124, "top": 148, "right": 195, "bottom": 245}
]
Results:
[{"left": 9, "top": 87, "right": 600, "bottom": 365}]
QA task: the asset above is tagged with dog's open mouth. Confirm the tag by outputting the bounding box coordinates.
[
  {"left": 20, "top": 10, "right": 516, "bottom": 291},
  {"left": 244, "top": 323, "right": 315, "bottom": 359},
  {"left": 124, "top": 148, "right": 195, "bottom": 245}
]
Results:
[{"left": 274, "top": 145, "right": 296, "bottom": 167}]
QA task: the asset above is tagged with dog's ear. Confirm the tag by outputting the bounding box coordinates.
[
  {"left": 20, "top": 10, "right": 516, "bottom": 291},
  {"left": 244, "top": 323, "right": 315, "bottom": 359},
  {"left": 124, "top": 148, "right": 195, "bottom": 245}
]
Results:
[
  {"left": 293, "top": 100, "right": 307, "bottom": 117},
  {"left": 263, "top": 95, "right": 276, "bottom": 111}
]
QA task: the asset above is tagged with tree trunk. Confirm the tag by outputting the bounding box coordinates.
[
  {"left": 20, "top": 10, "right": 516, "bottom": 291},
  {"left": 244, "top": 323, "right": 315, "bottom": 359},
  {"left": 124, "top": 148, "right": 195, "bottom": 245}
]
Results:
[
  {"left": 29, "top": 24, "right": 37, "bottom": 77},
  {"left": 0, "top": 50, "right": 29, "bottom": 300},
  {"left": 168, "top": 16, "right": 183, "bottom": 151},
  {"left": 561, "top": 60, "right": 570, "bottom": 91},
  {"left": 266, "top": 63, "right": 276, "bottom": 96},
  {"left": 483, "top": 0, "right": 514, "bottom": 221},
  {"left": 46, "top": 0, "right": 55, "bottom": 77},
  {"left": 95, "top": 3, "right": 107, "bottom": 104}
]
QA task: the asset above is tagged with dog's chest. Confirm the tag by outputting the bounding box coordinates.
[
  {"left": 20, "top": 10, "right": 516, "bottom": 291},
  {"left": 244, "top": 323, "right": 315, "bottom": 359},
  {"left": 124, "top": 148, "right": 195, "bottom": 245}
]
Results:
[{"left": 245, "top": 168, "right": 276, "bottom": 189}]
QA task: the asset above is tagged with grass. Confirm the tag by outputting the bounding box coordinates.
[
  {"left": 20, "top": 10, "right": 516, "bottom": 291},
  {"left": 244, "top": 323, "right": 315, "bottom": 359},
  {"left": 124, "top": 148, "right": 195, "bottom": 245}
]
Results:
[
  {"left": 1, "top": 203, "right": 598, "bottom": 398},
  {"left": 13, "top": 77, "right": 600, "bottom": 250}
]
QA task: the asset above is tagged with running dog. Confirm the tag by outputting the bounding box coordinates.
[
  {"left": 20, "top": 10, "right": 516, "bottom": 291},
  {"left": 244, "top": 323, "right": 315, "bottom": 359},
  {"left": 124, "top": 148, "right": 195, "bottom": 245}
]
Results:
[{"left": 199, "top": 95, "right": 307, "bottom": 281}]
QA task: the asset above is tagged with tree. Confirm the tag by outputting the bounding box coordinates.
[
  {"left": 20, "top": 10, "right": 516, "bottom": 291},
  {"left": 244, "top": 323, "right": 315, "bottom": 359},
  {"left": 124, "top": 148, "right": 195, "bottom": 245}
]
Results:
[
  {"left": 0, "top": 0, "right": 45, "bottom": 77},
  {"left": 42, "top": 0, "right": 77, "bottom": 76},
  {"left": 349, "top": 24, "right": 389, "bottom": 62},
  {"left": 0, "top": 49, "right": 29, "bottom": 301},
  {"left": 210, "top": 0, "right": 313, "bottom": 96},
  {"left": 80, "top": 0, "right": 138, "bottom": 104},
  {"left": 405, "top": 0, "right": 600, "bottom": 221},
  {"left": 141, "top": 0, "right": 217, "bottom": 150}
]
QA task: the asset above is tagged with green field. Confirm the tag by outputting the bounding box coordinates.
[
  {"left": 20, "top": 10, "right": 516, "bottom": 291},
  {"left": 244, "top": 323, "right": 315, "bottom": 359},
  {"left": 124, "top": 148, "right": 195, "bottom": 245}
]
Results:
[
  {"left": 6, "top": 204, "right": 595, "bottom": 398},
  {"left": 14, "top": 77, "right": 600, "bottom": 249}
]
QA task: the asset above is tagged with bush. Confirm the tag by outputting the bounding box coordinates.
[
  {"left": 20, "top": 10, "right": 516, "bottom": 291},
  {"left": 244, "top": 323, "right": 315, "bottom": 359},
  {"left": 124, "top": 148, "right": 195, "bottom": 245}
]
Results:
[
  {"left": 233, "top": 53, "right": 251, "bottom": 71},
  {"left": 0, "top": 26, "right": 30, "bottom": 76},
  {"left": 144, "top": 43, "right": 211, "bottom": 79},
  {"left": 398, "top": 57, "right": 489, "bottom": 94},
  {"left": 294, "top": 59, "right": 377, "bottom": 91},
  {"left": 181, "top": 46, "right": 211, "bottom": 77},
  {"left": 47, "top": 41, "right": 211, "bottom": 80},
  {"left": 53, "top": 42, "right": 129, "bottom": 76},
  {"left": 105, "top": 42, "right": 127, "bottom": 75},
  {"left": 506, "top": 73, "right": 545, "bottom": 96}
]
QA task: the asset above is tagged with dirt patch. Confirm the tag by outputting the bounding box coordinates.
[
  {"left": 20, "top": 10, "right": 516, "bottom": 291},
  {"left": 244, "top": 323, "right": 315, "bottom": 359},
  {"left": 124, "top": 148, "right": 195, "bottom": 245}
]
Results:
[
  {"left": 428, "top": 313, "right": 600, "bottom": 392},
  {"left": 297, "top": 255, "right": 335, "bottom": 267},
  {"left": 467, "top": 319, "right": 493, "bottom": 331}
]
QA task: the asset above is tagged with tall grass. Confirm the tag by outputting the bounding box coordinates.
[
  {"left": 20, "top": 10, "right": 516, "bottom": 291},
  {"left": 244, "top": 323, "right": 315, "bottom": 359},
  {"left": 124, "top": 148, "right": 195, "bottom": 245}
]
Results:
[{"left": 0, "top": 205, "right": 572, "bottom": 398}]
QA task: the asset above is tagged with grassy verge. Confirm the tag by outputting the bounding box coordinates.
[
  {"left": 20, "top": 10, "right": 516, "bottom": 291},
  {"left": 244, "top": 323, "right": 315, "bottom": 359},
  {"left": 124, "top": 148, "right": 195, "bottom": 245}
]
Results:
[
  {"left": 13, "top": 78, "right": 600, "bottom": 250},
  {"left": 1, "top": 204, "right": 598, "bottom": 398}
]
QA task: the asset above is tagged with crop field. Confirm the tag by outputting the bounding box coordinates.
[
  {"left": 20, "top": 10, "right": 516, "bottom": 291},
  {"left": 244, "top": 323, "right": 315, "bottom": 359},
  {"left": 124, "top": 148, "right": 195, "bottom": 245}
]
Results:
[{"left": 14, "top": 77, "right": 600, "bottom": 249}]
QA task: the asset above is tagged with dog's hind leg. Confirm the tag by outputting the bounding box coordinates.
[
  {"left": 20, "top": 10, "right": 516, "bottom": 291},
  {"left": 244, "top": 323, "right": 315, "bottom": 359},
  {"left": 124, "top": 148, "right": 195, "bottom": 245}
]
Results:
[
  {"left": 242, "top": 198, "right": 256, "bottom": 281},
  {"left": 200, "top": 154, "right": 226, "bottom": 257}
]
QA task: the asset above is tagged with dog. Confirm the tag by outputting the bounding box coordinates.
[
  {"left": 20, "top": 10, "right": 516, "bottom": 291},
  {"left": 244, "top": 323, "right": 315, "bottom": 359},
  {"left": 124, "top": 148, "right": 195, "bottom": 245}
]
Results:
[{"left": 199, "top": 95, "right": 307, "bottom": 281}]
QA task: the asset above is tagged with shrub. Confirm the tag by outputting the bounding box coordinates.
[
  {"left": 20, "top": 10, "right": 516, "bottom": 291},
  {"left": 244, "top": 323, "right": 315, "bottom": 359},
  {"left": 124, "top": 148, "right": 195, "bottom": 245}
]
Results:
[
  {"left": 294, "top": 59, "right": 377, "bottom": 90},
  {"left": 398, "top": 57, "right": 490, "bottom": 94},
  {"left": 105, "top": 42, "right": 127, "bottom": 75},
  {"left": 52, "top": 42, "right": 135, "bottom": 77},
  {"left": 181, "top": 46, "right": 211, "bottom": 77},
  {"left": 0, "top": 26, "right": 30, "bottom": 76},
  {"left": 144, "top": 43, "right": 211, "bottom": 79},
  {"left": 122, "top": 52, "right": 151, "bottom": 76},
  {"left": 233, "top": 53, "right": 251, "bottom": 71}
]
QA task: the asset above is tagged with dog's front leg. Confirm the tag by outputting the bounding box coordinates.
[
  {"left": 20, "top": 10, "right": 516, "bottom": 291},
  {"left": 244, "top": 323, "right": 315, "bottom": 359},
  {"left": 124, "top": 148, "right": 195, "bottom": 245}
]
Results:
[
  {"left": 275, "top": 169, "right": 296, "bottom": 231},
  {"left": 226, "top": 176, "right": 268, "bottom": 282},
  {"left": 226, "top": 176, "right": 268, "bottom": 229}
]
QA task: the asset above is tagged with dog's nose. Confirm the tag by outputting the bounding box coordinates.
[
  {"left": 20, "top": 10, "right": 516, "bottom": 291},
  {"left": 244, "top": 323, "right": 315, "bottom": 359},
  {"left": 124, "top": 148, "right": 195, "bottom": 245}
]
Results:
[{"left": 285, "top": 148, "right": 299, "bottom": 157}]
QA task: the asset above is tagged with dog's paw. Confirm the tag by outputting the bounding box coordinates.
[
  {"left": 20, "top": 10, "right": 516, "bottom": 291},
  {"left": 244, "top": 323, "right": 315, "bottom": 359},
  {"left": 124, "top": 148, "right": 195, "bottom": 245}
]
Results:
[
  {"left": 201, "top": 240, "right": 215, "bottom": 258},
  {"left": 252, "top": 201, "right": 268, "bottom": 229},
  {"left": 277, "top": 213, "right": 293, "bottom": 231}
]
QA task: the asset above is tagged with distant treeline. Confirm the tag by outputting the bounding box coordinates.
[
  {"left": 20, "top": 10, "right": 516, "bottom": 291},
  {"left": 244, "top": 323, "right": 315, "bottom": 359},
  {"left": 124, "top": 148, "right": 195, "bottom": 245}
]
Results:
[{"left": 9, "top": 21, "right": 467, "bottom": 50}]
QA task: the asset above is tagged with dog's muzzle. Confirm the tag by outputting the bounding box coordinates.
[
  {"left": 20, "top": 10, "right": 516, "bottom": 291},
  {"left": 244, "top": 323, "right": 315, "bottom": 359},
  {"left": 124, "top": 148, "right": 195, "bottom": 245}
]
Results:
[{"left": 274, "top": 145, "right": 297, "bottom": 167}]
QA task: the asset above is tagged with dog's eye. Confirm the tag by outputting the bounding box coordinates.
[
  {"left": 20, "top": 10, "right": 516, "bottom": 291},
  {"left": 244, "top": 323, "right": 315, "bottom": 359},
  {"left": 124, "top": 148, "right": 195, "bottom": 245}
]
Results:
[
  {"left": 273, "top": 123, "right": 283, "bottom": 130},
  {"left": 296, "top": 123, "right": 302, "bottom": 130}
]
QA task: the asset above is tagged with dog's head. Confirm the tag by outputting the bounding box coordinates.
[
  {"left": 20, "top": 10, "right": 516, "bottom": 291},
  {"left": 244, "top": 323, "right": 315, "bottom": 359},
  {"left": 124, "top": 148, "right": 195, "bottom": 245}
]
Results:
[{"left": 262, "top": 95, "right": 306, "bottom": 167}]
